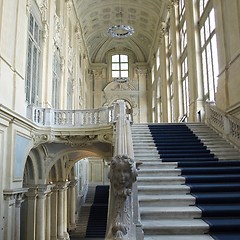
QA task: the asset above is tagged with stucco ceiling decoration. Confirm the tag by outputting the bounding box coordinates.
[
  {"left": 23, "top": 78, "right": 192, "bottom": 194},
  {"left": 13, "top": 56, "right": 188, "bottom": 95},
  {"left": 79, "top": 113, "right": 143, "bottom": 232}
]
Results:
[{"left": 73, "top": 0, "right": 166, "bottom": 63}]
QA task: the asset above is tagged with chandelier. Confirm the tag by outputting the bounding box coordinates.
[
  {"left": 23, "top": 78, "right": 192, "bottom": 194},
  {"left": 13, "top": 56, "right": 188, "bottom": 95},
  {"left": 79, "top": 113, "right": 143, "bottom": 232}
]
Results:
[
  {"left": 108, "top": 25, "right": 134, "bottom": 38},
  {"left": 107, "top": 0, "right": 134, "bottom": 38}
]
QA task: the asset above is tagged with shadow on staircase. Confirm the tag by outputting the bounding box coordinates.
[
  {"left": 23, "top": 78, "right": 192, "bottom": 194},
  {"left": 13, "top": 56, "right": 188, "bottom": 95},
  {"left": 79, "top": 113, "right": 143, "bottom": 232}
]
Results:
[{"left": 70, "top": 185, "right": 109, "bottom": 240}]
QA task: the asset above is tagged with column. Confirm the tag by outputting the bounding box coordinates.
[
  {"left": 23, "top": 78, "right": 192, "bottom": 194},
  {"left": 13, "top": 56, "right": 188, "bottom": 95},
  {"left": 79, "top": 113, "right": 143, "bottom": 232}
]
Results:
[
  {"left": 136, "top": 67, "right": 148, "bottom": 123},
  {"left": 56, "top": 181, "right": 69, "bottom": 240},
  {"left": 36, "top": 185, "right": 53, "bottom": 240},
  {"left": 51, "top": 188, "right": 58, "bottom": 240},
  {"left": 3, "top": 193, "right": 16, "bottom": 240},
  {"left": 64, "top": 182, "right": 70, "bottom": 240},
  {"left": 68, "top": 180, "right": 77, "bottom": 230},
  {"left": 159, "top": 22, "right": 168, "bottom": 122},
  {"left": 25, "top": 187, "right": 38, "bottom": 240},
  {"left": 185, "top": 0, "right": 204, "bottom": 121},
  {"left": 14, "top": 193, "right": 25, "bottom": 240},
  {"left": 3, "top": 188, "right": 28, "bottom": 240},
  {"left": 46, "top": 191, "right": 53, "bottom": 240},
  {"left": 169, "top": 0, "right": 183, "bottom": 121}
]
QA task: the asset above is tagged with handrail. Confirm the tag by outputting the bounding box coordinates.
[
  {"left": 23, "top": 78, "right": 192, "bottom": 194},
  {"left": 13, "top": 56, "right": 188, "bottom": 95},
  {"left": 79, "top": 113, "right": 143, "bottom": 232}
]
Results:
[
  {"left": 26, "top": 104, "right": 116, "bottom": 128},
  {"left": 106, "top": 100, "right": 138, "bottom": 240},
  {"left": 179, "top": 113, "right": 187, "bottom": 123},
  {"left": 205, "top": 101, "right": 240, "bottom": 148}
]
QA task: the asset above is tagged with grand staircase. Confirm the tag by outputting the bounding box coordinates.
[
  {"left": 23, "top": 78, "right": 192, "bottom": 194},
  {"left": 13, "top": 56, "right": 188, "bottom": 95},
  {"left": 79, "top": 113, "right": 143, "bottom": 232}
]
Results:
[
  {"left": 70, "top": 185, "right": 109, "bottom": 240},
  {"left": 132, "top": 123, "right": 240, "bottom": 240}
]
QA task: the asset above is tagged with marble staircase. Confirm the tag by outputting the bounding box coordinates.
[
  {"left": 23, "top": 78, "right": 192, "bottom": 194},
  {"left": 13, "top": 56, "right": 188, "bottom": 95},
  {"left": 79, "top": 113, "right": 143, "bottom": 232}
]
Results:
[{"left": 132, "top": 124, "right": 215, "bottom": 240}]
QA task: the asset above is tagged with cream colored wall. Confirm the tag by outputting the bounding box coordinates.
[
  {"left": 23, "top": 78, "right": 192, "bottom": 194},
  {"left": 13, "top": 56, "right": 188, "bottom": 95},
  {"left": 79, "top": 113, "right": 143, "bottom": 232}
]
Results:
[{"left": 214, "top": 0, "right": 240, "bottom": 118}]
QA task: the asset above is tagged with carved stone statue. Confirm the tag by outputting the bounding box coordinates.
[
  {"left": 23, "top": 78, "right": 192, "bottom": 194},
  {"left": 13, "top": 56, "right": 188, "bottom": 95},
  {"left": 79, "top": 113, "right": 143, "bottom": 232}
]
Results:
[
  {"left": 109, "top": 154, "right": 137, "bottom": 198},
  {"left": 107, "top": 154, "right": 138, "bottom": 239}
]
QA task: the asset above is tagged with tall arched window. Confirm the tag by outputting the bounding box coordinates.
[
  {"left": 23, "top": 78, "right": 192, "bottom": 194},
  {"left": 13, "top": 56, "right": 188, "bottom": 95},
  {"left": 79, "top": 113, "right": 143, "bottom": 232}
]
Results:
[
  {"left": 25, "top": 12, "right": 42, "bottom": 105},
  {"left": 199, "top": 0, "right": 219, "bottom": 101},
  {"left": 52, "top": 48, "right": 61, "bottom": 108},
  {"left": 179, "top": 0, "right": 189, "bottom": 118},
  {"left": 111, "top": 54, "right": 129, "bottom": 80}
]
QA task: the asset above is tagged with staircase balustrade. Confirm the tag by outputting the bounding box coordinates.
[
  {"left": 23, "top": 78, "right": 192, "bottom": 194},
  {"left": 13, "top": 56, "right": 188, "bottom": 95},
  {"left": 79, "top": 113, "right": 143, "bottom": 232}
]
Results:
[
  {"left": 27, "top": 104, "right": 116, "bottom": 128},
  {"left": 205, "top": 101, "right": 240, "bottom": 148},
  {"left": 106, "top": 100, "right": 141, "bottom": 240}
]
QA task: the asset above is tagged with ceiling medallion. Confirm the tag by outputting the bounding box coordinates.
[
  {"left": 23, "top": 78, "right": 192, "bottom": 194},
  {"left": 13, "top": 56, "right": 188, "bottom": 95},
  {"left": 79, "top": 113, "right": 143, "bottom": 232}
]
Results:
[{"left": 108, "top": 25, "right": 134, "bottom": 38}]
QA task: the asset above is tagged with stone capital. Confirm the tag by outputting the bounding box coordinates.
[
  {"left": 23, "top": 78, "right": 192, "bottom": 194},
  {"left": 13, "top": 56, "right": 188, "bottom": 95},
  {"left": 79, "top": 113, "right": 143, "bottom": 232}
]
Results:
[
  {"left": 54, "top": 181, "right": 70, "bottom": 191},
  {"left": 69, "top": 180, "right": 78, "bottom": 188},
  {"left": 37, "top": 184, "right": 54, "bottom": 199}
]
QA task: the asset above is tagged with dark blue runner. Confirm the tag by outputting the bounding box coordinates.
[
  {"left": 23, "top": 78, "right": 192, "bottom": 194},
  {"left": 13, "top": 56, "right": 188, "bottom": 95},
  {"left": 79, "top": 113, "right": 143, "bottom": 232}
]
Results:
[
  {"left": 85, "top": 185, "right": 109, "bottom": 238},
  {"left": 148, "top": 124, "right": 240, "bottom": 240}
]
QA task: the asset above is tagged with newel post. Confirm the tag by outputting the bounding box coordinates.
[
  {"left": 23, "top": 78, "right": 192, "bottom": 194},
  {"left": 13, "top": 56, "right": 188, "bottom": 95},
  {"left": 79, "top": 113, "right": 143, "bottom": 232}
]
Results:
[{"left": 106, "top": 100, "right": 138, "bottom": 240}]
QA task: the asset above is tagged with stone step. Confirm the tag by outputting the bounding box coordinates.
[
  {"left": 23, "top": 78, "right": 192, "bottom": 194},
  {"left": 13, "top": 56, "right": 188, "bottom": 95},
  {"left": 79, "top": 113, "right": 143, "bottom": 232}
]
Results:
[
  {"left": 142, "top": 219, "right": 209, "bottom": 235},
  {"left": 144, "top": 235, "right": 214, "bottom": 240},
  {"left": 138, "top": 169, "right": 181, "bottom": 176},
  {"left": 133, "top": 147, "right": 158, "bottom": 152},
  {"left": 140, "top": 206, "right": 201, "bottom": 219},
  {"left": 139, "top": 161, "right": 177, "bottom": 169},
  {"left": 137, "top": 176, "right": 185, "bottom": 185},
  {"left": 138, "top": 185, "right": 190, "bottom": 195},
  {"left": 138, "top": 194, "right": 195, "bottom": 207},
  {"left": 134, "top": 153, "right": 160, "bottom": 158}
]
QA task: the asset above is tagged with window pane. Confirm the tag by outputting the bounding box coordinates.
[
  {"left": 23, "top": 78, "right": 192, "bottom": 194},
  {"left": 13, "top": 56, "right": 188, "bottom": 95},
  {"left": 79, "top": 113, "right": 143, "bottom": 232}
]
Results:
[
  {"left": 120, "top": 55, "right": 128, "bottom": 62},
  {"left": 120, "top": 63, "right": 128, "bottom": 70},
  {"left": 112, "top": 63, "right": 120, "bottom": 70},
  {"left": 121, "top": 71, "right": 128, "bottom": 77},
  {"left": 112, "top": 55, "right": 119, "bottom": 62},
  {"left": 209, "top": 9, "right": 216, "bottom": 33},
  {"left": 112, "top": 71, "right": 120, "bottom": 77}
]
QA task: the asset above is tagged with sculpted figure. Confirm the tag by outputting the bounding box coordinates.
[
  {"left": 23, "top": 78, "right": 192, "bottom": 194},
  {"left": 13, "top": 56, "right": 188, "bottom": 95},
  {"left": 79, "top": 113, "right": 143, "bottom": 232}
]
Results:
[{"left": 109, "top": 154, "right": 137, "bottom": 198}]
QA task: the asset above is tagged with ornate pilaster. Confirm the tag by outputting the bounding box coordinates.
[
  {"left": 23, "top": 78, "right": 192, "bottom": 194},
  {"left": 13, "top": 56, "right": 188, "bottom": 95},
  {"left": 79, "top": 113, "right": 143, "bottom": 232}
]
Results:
[
  {"left": 40, "top": 0, "right": 49, "bottom": 42},
  {"left": 106, "top": 155, "right": 138, "bottom": 239},
  {"left": 136, "top": 67, "right": 148, "bottom": 123},
  {"left": 3, "top": 188, "right": 28, "bottom": 240}
]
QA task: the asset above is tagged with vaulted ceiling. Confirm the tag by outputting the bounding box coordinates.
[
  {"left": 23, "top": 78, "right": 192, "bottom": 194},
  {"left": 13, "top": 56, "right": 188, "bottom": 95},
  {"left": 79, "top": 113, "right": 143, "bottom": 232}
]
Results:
[{"left": 73, "top": 0, "right": 168, "bottom": 63}]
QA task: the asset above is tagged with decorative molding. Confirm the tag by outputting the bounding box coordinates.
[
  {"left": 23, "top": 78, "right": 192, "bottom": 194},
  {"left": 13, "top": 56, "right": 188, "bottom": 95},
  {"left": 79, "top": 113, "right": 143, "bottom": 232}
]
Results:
[
  {"left": 31, "top": 132, "right": 55, "bottom": 147},
  {"left": 66, "top": 0, "right": 73, "bottom": 14},
  {"left": 53, "top": 14, "right": 63, "bottom": 50},
  {"left": 26, "top": 0, "right": 32, "bottom": 14},
  {"left": 56, "top": 135, "right": 98, "bottom": 147},
  {"left": 42, "top": 20, "right": 49, "bottom": 42},
  {"left": 160, "top": 21, "right": 167, "bottom": 39}
]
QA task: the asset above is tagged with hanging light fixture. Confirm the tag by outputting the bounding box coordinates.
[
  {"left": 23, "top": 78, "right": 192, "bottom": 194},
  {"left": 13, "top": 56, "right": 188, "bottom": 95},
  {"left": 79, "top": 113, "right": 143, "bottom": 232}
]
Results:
[{"left": 108, "top": 0, "right": 134, "bottom": 38}]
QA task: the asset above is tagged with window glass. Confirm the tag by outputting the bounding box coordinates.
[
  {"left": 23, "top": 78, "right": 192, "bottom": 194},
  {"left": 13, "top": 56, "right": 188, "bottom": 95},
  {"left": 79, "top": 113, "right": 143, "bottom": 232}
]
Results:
[
  {"left": 112, "top": 54, "right": 129, "bottom": 79},
  {"left": 25, "top": 12, "right": 42, "bottom": 105}
]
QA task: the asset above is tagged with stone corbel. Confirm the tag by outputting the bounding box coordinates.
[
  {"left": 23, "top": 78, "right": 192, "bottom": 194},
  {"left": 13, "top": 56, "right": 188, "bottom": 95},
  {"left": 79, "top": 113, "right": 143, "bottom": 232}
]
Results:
[
  {"left": 97, "top": 133, "right": 113, "bottom": 144},
  {"left": 31, "top": 132, "right": 55, "bottom": 147}
]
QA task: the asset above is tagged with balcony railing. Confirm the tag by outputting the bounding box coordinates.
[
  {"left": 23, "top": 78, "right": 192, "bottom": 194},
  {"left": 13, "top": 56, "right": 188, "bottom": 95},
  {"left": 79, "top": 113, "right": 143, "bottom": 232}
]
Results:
[
  {"left": 205, "top": 101, "right": 240, "bottom": 148},
  {"left": 27, "top": 105, "right": 116, "bottom": 128}
]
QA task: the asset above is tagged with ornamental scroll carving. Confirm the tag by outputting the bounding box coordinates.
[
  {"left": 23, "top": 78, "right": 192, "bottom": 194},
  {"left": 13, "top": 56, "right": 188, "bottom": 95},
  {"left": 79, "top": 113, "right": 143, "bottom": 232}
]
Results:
[{"left": 108, "top": 154, "right": 138, "bottom": 239}]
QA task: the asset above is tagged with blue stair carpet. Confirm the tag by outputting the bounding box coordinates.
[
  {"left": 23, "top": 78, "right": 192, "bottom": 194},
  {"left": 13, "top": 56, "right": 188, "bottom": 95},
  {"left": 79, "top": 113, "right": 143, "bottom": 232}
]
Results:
[
  {"left": 85, "top": 185, "right": 109, "bottom": 238},
  {"left": 148, "top": 124, "right": 240, "bottom": 240}
]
